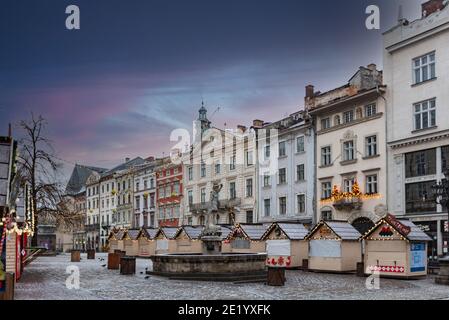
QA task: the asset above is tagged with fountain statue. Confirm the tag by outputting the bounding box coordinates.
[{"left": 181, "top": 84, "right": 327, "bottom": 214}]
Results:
[{"left": 201, "top": 183, "right": 223, "bottom": 254}]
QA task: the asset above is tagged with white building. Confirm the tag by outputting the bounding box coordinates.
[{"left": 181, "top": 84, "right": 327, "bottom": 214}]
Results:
[
  {"left": 98, "top": 172, "right": 116, "bottom": 249},
  {"left": 182, "top": 105, "right": 257, "bottom": 225},
  {"left": 133, "top": 160, "right": 158, "bottom": 228},
  {"left": 256, "top": 111, "right": 315, "bottom": 225},
  {"left": 306, "top": 65, "right": 388, "bottom": 234},
  {"left": 85, "top": 172, "right": 101, "bottom": 250},
  {"left": 384, "top": 0, "right": 449, "bottom": 258}
]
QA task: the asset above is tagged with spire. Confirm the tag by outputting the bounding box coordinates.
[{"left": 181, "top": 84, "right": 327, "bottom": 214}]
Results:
[{"left": 197, "top": 100, "right": 211, "bottom": 131}]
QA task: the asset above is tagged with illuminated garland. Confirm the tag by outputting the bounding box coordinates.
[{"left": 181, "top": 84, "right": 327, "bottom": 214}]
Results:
[{"left": 321, "top": 181, "right": 382, "bottom": 204}]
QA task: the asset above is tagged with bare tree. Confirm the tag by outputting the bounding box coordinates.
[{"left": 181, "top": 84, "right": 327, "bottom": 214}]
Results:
[{"left": 17, "top": 113, "right": 78, "bottom": 246}]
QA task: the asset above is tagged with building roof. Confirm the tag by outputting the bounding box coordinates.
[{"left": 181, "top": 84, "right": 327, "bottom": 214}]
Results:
[
  {"left": 141, "top": 228, "right": 159, "bottom": 239},
  {"left": 65, "top": 164, "right": 108, "bottom": 195},
  {"left": 176, "top": 225, "right": 204, "bottom": 240},
  {"left": 218, "top": 225, "right": 233, "bottom": 240},
  {"left": 361, "top": 215, "right": 432, "bottom": 242},
  {"left": 158, "top": 227, "right": 178, "bottom": 239},
  {"left": 101, "top": 157, "right": 146, "bottom": 178},
  {"left": 306, "top": 220, "right": 361, "bottom": 240},
  {"left": 228, "top": 224, "right": 269, "bottom": 241},
  {"left": 126, "top": 229, "right": 140, "bottom": 240},
  {"left": 261, "top": 222, "right": 309, "bottom": 240},
  {"left": 115, "top": 229, "right": 126, "bottom": 240}
]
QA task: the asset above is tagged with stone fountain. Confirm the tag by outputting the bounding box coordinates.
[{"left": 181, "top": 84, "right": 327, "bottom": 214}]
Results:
[{"left": 148, "top": 184, "right": 267, "bottom": 282}]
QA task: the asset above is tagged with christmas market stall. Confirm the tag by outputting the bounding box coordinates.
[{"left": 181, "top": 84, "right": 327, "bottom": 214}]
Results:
[
  {"left": 261, "top": 222, "right": 309, "bottom": 269},
  {"left": 123, "top": 229, "right": 140, "bottom": 257},
  {"left": 137, "top": 228, "right": 158, "bottom": 258},
  {"left": 305, "top": 220, "right": 362, "bottom": 273},
  {"left": 108, "top": 229, "right": 125, "bottom": 253},
  {"left": 173, "top": 225, "right": 203, "bottom": 253},
  {"left": 222, "top": 224, "right": 268, "bottom": 254},
  {"left": 361, "top": 214, "right": 432, "bottom": 278},
  {"left": 154, "top": 227, "right": 178, "bottom": 254}
]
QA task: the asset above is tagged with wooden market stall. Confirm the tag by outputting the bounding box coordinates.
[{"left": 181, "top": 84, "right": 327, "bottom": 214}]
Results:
[
  {"left": 154, "top": 227, "right": 178, "bottom": 254},
  {"left": 108, "top": 229, "right": 125, "bottom": 253},
  {"left": 361, "top": 214, "right": 432, "bottom": 278},
  {"left": 223, "top": 224, "right": 268, "bottom": 254},
  {"left": 173, "top": 225, "right": 204, "bottom": 253},
  {"left": 137, "top": 228, "right": 158, "bottom": 258},
  {"left": 123, "top": 229, "right": 141, "bottom": 257},
  {"left": 305, "top": 220, "right": 362, "bottom": 273},
  {"left": 261, "top": 222, "right": 309, "bottom": 269}
]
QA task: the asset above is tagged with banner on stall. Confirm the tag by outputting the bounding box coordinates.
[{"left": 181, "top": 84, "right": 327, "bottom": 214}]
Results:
[{"left": 410, "top": 242, "right": 426, "bottom": 273}]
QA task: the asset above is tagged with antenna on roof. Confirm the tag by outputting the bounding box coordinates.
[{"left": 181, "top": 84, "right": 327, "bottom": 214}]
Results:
[{"left": 398, "top": 4, "right": 403, "bottom": 22}]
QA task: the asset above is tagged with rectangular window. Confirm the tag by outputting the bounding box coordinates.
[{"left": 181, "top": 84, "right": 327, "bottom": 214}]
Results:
[
  {"left": 442, "top": 146, "right": 449, "bottom": 172},
  {"left": 366, "top": 175, "right": 378, "bottom": 194},
  {"left": 296, "top": 164, "right": 305, "bottom": 181},
  {"left": 246, "top": 178, "right": 253, "bottom": 197},
  {"left": 264, "top": 145, "right": 270, "bottom": 159},
  {"left": 297, "top": 194, "right": 305, "bottom": 214},
  {"left": 201, "top": 162, "right": 206, "bottom": 177},
  {"left": 188, "top": 167, "right": 193, "bottom": 181},
  {"left": 278, "top": 168, "right": 287, "bottom": 184},
  {"left": 136, "top": 182, "right": 140, "bottom": 192},
  {"left": 321, "top": 118, "right": 331, "bottom": 130},
  {"left": 365, "top": 103, "right": 377, "bottom": 117},
  {"left": 405, "top": 181, "right": 436, "bottom": 213},
  {"left": 343, "top": 178, "right": 355, "bottom": 193},
  {"left": 405, "top": 149, "right": 436, "bottom": 178},
  {"left": 343, "top": 110, "right": 354, "bottom": 124},
  {"left": 279, "top": 197, "right": 287, "bottom": 215},
  {"left": 264, "top": 199, "right": 271, "bottom": 217},
  {"left": 263, "top": 173, "right": 271, "bottom": 187},
  {"left": 321, "top": 146, "right": 331, "bottom": 166},
  {"left": 188, "top": 190, "right": 193, "bottom": 205},
  {"left": 143, "top": 180, "right": 147, "bottom": 190},
  {"left": 215, "top": 163, "right": 221, "bottom": 174},
  {"left": 230, "top": 155, "right": 236, "bottom": 170},
  {"left": 413, "top": 52, "right": 436, "bottom": 84},
  {"left": 135, "top": 196, "right": 140, "bottom": 210},
  {"left": 296, "top": 136, "right": 305, "bottom": 153},
  {"left": 246, "top": 210, "right": 253, "bottom": 224},
  {"left": 200, "top": 188, "right": 206, "bottom": 203},
  {"left": 343, "top": 141, "right": 355, "bottom": 161},
  {"left": 229, "top": 182, "right": 236, "bottom": 199},
  {"left": 414, "top": 98, "right": 436, "bottom": 130},
  {"left": 279, "top": 141, "right": 286, "bottom": 157},
  {"left": 321, "top": 182, "right": 332, "bottom": 200},
  {"left": 365, "top": 135, "right": 378, "bottom": 157},
  {"left": 246, "top": 151, "right": 254, "bottom": 166}
]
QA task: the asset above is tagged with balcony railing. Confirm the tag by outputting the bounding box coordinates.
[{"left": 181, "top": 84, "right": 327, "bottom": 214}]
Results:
[
  {"left": 189, "top": 198, "right": 241, "bottom": 213},
  {"left": 333, "top": 197, "right": 363, "bottom": 211},
  {"left": 85, "top": 224, "right": 100, "bottom": 232}
]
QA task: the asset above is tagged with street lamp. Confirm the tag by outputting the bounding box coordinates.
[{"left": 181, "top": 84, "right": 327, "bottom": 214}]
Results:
[{"left": 432, "top": 168, "right": 449, "bottom": 285}]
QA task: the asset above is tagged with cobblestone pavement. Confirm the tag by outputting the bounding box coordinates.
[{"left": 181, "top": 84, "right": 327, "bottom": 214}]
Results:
[{"left": 14, "top": 253, "right": 449, "bottom": 300}]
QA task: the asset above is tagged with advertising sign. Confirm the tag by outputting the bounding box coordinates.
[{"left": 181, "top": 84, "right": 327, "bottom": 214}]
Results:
[{"left": 410, "top": 243, "right": 426, "bottom": 273}]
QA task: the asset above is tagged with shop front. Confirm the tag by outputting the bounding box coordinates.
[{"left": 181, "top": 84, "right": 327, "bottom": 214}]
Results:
[
  {"left": 223, "top": 224, "right": 268, "bottom": 254},
  {"left": 123, "top": 229, "right": 140, "bottom": 257},
  {"left": 174, "top": 226, "right": 203, "bottom": 253},
  {"left": 155, "top": 227, "right": 178, "bottom": 254},
  {"left": 138, "top": 228, "right": 157, "bottom": 257}
]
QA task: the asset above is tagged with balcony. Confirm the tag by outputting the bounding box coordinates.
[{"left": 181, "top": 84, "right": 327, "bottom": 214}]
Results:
[
  {"left": 189, "top": 198, "right": 241, "bottom": 213},
  {"left": 85, "top": 224, "right": 100, "bottom": 232},
  {"left": 333, "top": 196, "right": 363, "bottom": 211}
]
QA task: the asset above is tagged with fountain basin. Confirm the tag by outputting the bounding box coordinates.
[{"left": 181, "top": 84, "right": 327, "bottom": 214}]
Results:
[{"left": 148, "top": 253, "right": 268, "bottom": 282}]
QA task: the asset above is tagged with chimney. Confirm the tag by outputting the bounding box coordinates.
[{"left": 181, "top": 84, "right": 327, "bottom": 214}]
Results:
[
  {"left": 237, "top": 125, "right": 247, "bottom": 133},
  {"left": 305, "top": 85, "right": 315, "bottom": 99},
  {"left": 252, "top": 119, "right": 264, "bottom": 128},
  {"left": 8, "top": 123, "right": 12, "bottom": 137},
  {"left": 125, "top": 157, "right": 130, "bottom": 163},
  {"left": 422, "top": 0, "right": 445, "bottom": 17},
  {"left": 367, "top": 63, "right": 377, "bottom": 71}
]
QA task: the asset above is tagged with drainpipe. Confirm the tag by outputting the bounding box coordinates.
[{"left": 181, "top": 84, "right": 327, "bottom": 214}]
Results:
[{"left": 377, "top": 85, "right": 388, "bottom": 217}]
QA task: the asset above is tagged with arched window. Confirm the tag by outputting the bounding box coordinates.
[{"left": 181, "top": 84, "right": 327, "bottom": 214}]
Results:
[
  {"left": 351, "top": 217, "right": 375, "bottom": 234},
  {"left": 321, "top": 209, "right": 332, "bottom": 221}
]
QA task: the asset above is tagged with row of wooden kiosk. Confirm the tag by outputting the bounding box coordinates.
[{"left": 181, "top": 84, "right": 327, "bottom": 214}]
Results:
[{"left": 108, "top": 214, "right": 432, "bottom": 279}]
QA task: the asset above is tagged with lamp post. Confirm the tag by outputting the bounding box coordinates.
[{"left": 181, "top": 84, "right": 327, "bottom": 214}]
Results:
[{"left": 432, "top": 168, "right": 449, "bottom": 285}]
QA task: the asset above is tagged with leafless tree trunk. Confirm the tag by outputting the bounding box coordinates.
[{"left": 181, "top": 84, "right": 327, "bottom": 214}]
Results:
[{"left": 17, "top": 113, "right": 76, "bottom": 246}]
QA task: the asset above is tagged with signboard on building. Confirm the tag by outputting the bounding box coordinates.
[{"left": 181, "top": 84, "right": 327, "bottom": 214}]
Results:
[{"left": 410, "top": 243, "right": 426, "bottom": 273}]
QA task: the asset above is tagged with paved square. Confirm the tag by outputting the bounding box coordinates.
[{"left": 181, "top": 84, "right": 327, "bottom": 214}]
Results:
[{"left": 14, "top": 253, "right": 449, "bottom": 300}]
